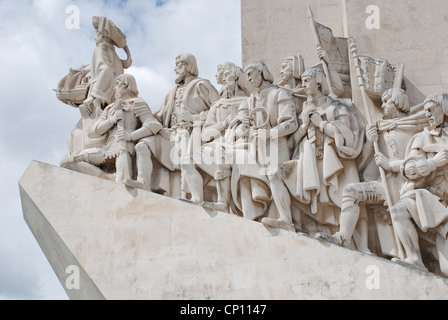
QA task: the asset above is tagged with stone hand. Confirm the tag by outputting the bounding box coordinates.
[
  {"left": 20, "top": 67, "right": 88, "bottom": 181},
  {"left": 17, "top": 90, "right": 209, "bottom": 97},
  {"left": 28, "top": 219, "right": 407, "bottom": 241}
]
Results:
[
  {"left": 250, "top": 128, "right": 269, "bottom": 140},
  {"left": 375, "top": 152, "right": 392, "bottom": 171},
  {"left": 223, "top": 114, "right": 236, "bottom": 128},
  {"left": 111, "top": 110, "right": 124, "bottom": 124},
  {"left": 302, "top": 101, "right": 316, "bottom": 115},
  {"left": 117, "top": 127, "right": 132, "bottom": 142},
  {"left": 179, "top": 110, "right": 194, "bottom": 123},
  {"left": 366, "top": 124, "right": 378, "bottom": 145},
  {"left": 160, "top": 127, "right": 172, "bottom": 140},
  {"left": 317, "top": 45, "right": 330, "bottom": 64},
  {"left": 229, "top": 114, "right": 244, "bottom": 128},
  {"left": 242, "top": 115, "right": 252, "bottom": 126},
  {"left": 433, "top": 150, "right": 448, "bottom": 168},
  {"left": 80, "top": 98, "right": 94, "bottom": 117},
  {"left": 310, "top": 113, "right": 323, "bottom": 127}
]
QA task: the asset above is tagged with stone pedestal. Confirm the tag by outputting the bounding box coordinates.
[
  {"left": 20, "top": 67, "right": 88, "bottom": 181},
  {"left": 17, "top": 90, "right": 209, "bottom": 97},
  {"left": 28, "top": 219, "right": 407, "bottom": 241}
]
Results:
[{"left": 19, "top": 161, "right": 448, "bottom": 299}]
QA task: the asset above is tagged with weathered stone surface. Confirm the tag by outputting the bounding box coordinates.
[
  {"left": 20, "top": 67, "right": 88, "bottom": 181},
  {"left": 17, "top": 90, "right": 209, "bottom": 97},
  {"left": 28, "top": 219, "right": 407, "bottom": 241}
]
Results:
[
  {"left": 241, "top": 0, "right": 448, "bottom": 106},
  {"left": 19, "top": 161, "right": 448, "bottom": 300}
]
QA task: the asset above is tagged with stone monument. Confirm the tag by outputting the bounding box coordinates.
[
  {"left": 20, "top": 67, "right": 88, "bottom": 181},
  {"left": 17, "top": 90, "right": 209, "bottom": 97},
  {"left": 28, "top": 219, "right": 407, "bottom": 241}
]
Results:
[{"left": 20, "top": 2, "right": 448, "bottom": 300}]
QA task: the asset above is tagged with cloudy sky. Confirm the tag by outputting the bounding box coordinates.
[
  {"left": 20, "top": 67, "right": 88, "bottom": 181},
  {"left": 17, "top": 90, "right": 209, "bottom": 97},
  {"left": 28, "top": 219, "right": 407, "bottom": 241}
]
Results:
[{"left": 0, "top": 0, "right": 242, "bottom": 300}]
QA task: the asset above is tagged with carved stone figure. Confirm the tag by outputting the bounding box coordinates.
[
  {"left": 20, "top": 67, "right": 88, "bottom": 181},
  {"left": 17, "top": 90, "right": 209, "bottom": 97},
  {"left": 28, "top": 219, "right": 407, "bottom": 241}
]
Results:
[
  {"left": 59, "top": 16, "right": 132, "bottom": 166},
  {"left": 263, "top": 66, "right": 365, "bottom": 237},
  {"left": 278, "top": 55, "right": 305, "bottom": 94},
  {"left": 230, "top": 60, "right": 298, "bottom": 221},
  {"left": 389, "top": 93, "right": 448, "bottom": 275},
  {"left": 215, "top": 61, "right": 236, "bottom": 97},
  {"left": 124, "top": 53, "right": 220, "bottom": 196},
  {"left": 315, "top": 88, "right": 428, "bottom": 255},
  {"left": 60, "top": 74, "right": 162, "bottom": 184},
  {"left": 181, "top": 64, "right": 249, "bottom": 212},
  {"left": 81, "top": 16, "right": 132, "bottom": 118}
]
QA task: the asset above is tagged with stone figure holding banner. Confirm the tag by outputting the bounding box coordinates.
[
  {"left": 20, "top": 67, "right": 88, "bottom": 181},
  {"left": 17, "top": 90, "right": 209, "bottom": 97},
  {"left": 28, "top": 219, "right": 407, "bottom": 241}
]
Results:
[
  {"left": 264, "top": 66, "right": 364, "bottom": 236},
  {"left": 315, "top": 88, "right": 428, "bottom": 255}
]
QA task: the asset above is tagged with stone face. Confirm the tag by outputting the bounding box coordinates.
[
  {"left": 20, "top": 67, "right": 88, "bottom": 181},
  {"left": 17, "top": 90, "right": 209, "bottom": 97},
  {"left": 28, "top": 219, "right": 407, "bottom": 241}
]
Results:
[{"left": 19, "top": 161, "right": 448, "bottom": 300}]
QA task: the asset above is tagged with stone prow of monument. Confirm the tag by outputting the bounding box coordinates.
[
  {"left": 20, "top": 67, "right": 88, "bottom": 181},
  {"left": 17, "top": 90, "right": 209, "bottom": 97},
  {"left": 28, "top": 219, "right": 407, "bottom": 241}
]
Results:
[{"left": 19, "top": 161, "right": 448, "bottom": 300}]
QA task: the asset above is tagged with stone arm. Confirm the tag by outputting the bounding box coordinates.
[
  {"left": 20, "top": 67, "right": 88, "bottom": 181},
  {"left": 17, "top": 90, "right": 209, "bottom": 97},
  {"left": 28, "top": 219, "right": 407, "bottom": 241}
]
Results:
[
  {"left": 192, "top": 82, "right": 220, "bottom": 122},
  {"left": 326, "top": 61, "right": 344, "bottom": 98},
  {"left": 402, "top": 147, "right": 439, "bottom": 180},
  {"left": 88, "top": 105, "right": 116, "bottom": 139},
  {"left": 230, "top": 99, "right": 250, "bottom": 139},
  {"left": 400, "top": 130, "right": 448, "bottom": 181},
  {"left": 290, "top": 102, "right": 313, "bottom": 147},
  {"left": 130, "top": 112, "right": 163, "bottom": 142},
  {"left": 314, "top": 113, "right": 351, "bottom": 140},
  {"left": 318, "top": 46, "right": 344, "bottom": 97},
  {"left": 201, "top": 105, "right": 231, "bottom": 142},
  {"left": 154, "top": 89, "right": 174, "bottom": 127},
  {"left": 389, "top": 160, "right": 405, "bottom": 173},
  {"left": 271, "top": 99, "right": 298, "bottom": 139}
]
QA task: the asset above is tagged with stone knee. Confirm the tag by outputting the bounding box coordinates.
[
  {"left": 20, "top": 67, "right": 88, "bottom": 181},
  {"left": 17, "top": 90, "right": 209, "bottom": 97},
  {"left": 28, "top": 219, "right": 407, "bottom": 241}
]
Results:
[
  {"left": 134, "top": 141, "right": 153, "bottom": 185},
  {"left": 180, "top": 153, "right": 195, "bottom": 172},
  {"left": 267, "top": 166, "right": 282, "bottom": 183},
  {"left": 341, "top": 183, "right": 362, "bottom": 211},
  {"left": 390, "top": 202, "right": 411, "bottom": 224},
  {"left": 135, "top": 141, "right": 151, "bottom": 157}
]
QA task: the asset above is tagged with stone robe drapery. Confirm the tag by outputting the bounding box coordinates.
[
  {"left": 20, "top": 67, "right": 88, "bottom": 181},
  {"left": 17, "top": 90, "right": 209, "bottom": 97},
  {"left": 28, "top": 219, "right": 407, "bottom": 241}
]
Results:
[
  {"left": 283, "top": 97, "right": 364, "bottom": 226},
  {"left": 89, "top": 16, "right": 129, "bottom": 105},
  {"left": 89, "top": 42, "right": 124, "bottom": 106},
  {"left": 140, "top": 78, "right": 219, "bottom": 195},
  {"left": 361, "top": 111, "right": 428, "bottom": 256},
  {"left": 231, "top": 85, "right": 298, "bottom": 220},
  {"left": 398, "top": 127, "right": 448, "bottom": 274},
  {"left": 97, "top": 98, "right": 162, "bottom": 160},
  {"left": 194, "top": 96, "right": 247, "bottom": 180}
]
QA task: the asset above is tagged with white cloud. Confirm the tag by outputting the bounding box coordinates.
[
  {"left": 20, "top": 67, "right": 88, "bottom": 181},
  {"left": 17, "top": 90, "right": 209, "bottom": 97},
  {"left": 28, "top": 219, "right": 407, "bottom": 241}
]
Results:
[{"left": 0, "top": 0, "right": 241, "bottom": 300}]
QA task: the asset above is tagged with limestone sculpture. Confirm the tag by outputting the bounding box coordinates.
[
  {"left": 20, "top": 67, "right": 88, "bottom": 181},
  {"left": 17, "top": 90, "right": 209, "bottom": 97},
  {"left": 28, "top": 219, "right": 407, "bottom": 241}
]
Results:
[
  {"left": 230, "top": 61, "right": 298, "bottom": 221},
  {"left": 263, "top": 66, "right": 365, "bottom": 240},
  {"left": 55, "top": 13, "right": 448, "bottom": 279},
  {"left": 81, "top": 16, "right": 132, "bottom": 118},
  {"left": 389, "top": 93, "right": 448, "bottom": 275},
  {"left": 182, "top": 63, "right": 249, "bottom": 212},
  {"left": 315, "top": 88, "right": 428, "bottom": 256},
  {"left": 61, "top": 74, "right": 162, "bottom": 184},
  {"left": 126, "top": 53, "right": 220, "bottom": 197},
  {"left": 59, "top": 16, "right": 132, "bottom": 169}
]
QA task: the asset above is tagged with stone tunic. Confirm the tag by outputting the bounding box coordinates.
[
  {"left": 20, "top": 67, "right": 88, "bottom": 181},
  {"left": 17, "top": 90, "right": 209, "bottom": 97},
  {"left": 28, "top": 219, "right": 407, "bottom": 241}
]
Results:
[{"left": 231, "top": 84, "right": 298, "bottom": 220}]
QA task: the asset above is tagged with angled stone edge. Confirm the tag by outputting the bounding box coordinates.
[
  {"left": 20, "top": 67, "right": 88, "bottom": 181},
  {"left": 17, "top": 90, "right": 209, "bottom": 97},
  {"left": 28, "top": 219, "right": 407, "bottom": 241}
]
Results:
[
  {"left": 19, "top": 161, "right": 448, "bottom": 300},
  {"left": 19, "top": 182, "right": 105, "bottom": 300}
]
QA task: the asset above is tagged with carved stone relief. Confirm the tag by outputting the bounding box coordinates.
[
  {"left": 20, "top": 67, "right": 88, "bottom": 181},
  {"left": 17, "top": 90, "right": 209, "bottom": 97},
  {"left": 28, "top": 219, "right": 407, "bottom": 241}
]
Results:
[{"left": 55, "top": 12, "right": 448, "bottom": 278}]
